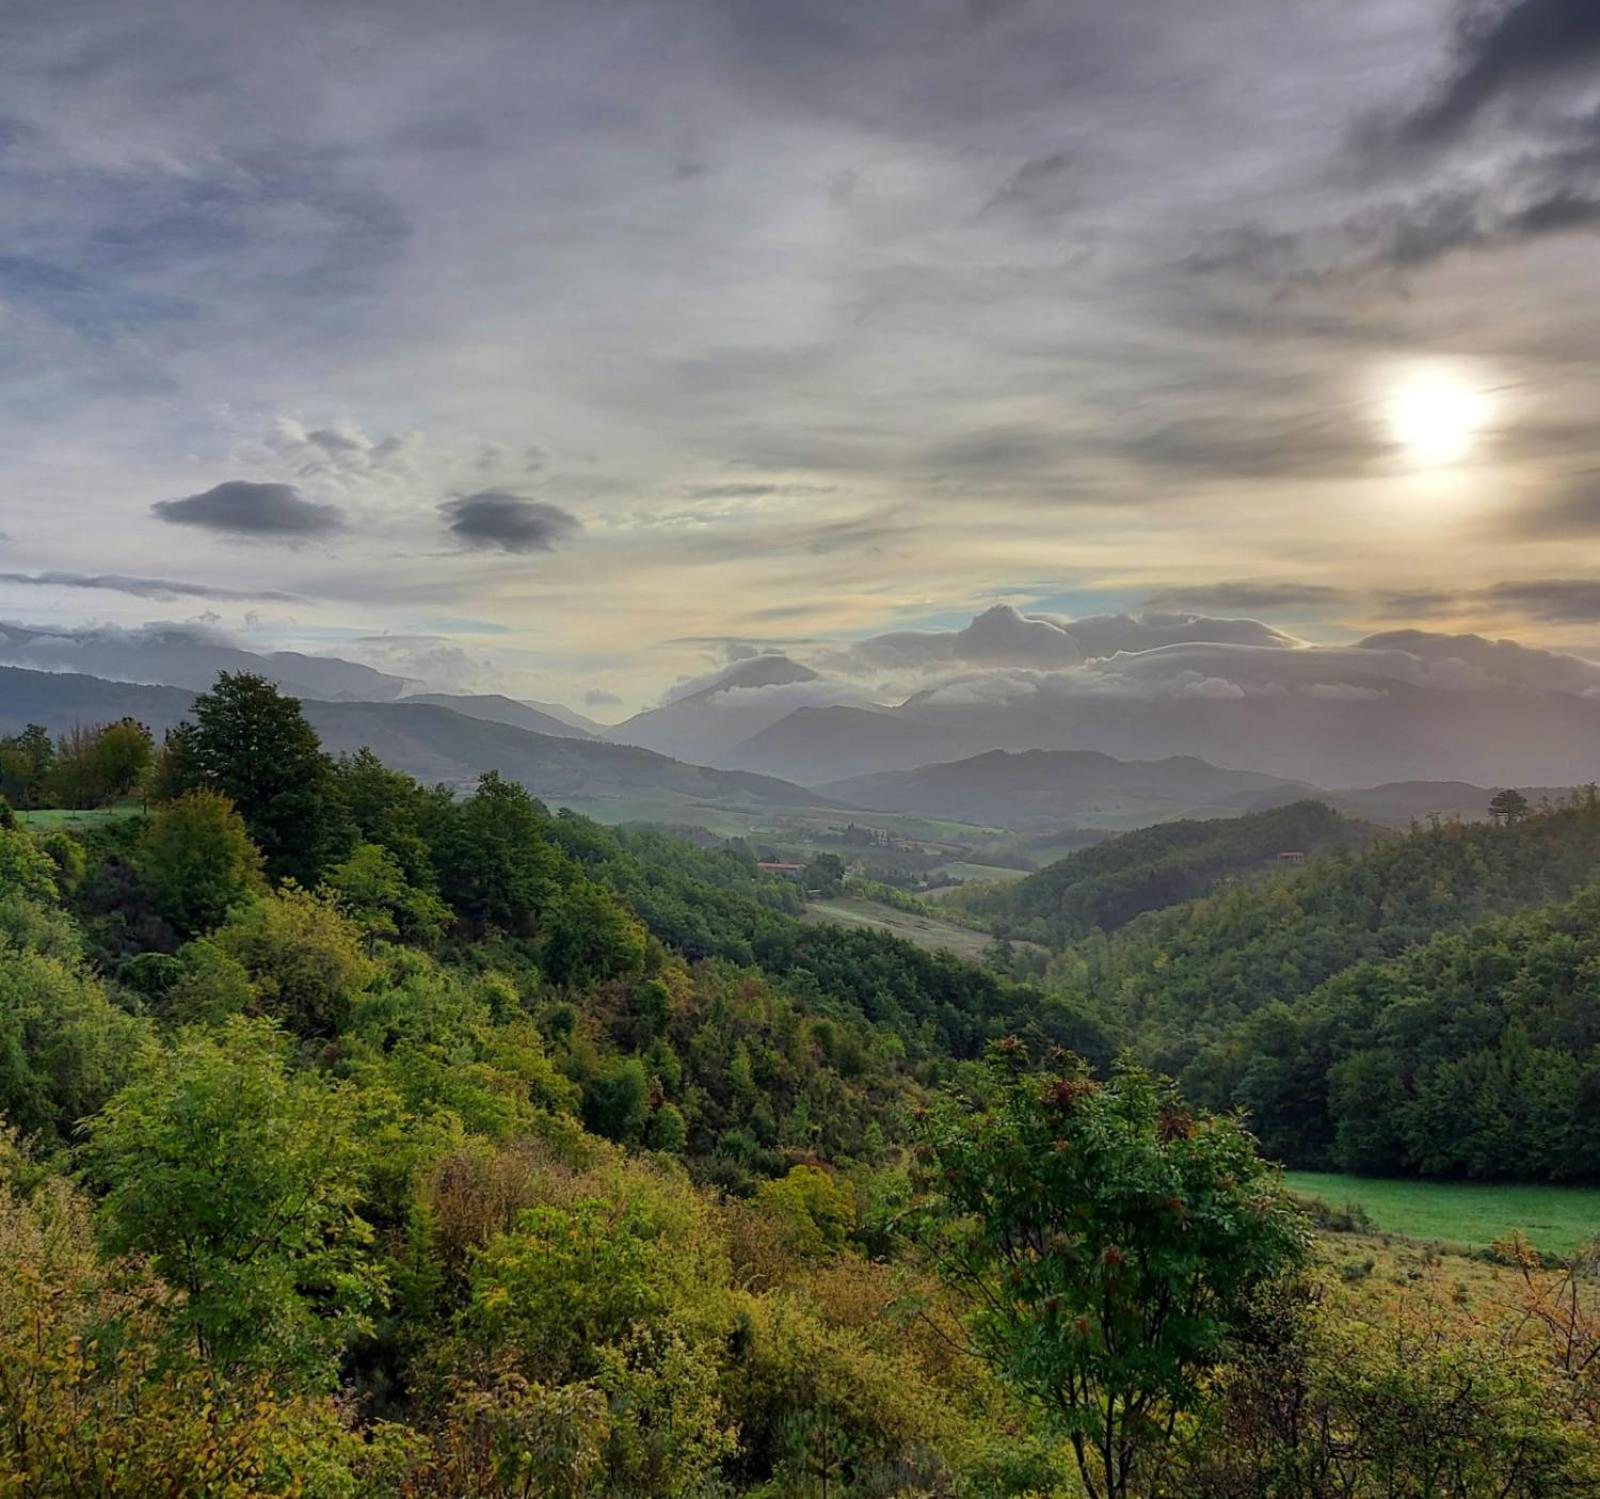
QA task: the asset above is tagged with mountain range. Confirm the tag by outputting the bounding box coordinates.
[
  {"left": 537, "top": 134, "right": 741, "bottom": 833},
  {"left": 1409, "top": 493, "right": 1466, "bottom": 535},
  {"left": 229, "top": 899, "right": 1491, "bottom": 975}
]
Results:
[
  {"left": 2, "top": 609, "right": 1596, "bottom": 832},
  {"left": 0, "top": 666, "right": 833, "bottom": 816}
]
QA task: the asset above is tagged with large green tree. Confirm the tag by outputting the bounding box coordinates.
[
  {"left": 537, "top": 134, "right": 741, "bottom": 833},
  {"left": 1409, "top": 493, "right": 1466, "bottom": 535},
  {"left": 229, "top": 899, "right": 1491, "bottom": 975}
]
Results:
[
  {"left": 917, "top": 1044, "right": 1307, "bottom": 1499},
  {"left": 182, "top": 672, "right": 353, "bottom": 883}
]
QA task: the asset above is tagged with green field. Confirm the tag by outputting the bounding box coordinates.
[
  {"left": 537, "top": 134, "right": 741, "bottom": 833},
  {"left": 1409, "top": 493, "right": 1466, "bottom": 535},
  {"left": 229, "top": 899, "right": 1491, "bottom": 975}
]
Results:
[
  {"left": 1285, "top": 1171, "right": 1600, "bottom": 1256},
  {"left": 931, "top": 860, "right": 1028, "bottom": 885},
  {"left": 17, "top": 805, "right": 141, "bottom": 830},
  {"left": 801, "top": 895, "right": 999, "bottom": 961},
  {"left": 547, "top": 795, "right": 1002, "bottom": 847}
]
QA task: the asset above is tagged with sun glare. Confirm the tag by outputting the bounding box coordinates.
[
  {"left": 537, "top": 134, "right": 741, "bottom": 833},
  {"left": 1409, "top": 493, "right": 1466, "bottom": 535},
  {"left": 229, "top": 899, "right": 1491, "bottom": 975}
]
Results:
[{"left": 1383, "top": 364, "right": 1492, "bottom": 467}]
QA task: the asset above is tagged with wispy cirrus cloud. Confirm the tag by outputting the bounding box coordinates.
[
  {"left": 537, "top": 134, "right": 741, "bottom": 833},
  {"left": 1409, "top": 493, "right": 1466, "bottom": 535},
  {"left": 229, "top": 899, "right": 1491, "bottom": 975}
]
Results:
[{"left": 0, "top": 569, "right": 304, "bottom": 602}]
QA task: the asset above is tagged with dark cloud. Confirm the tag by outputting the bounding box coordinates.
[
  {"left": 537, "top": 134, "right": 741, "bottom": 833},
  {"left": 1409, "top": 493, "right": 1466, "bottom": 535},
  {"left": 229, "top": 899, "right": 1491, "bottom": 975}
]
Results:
[
  {"left": 0, "top": 570, "right": 302, "bottom": 602},
  {"left": 1392, "top": 0, "right": 1600, "bottom": 150},
  {"left": 683, "top": 481, "right": 835, "bottom": 500},
  {"left": 583, "top": 687, "right": 622, "bottom": 706},
  {"left": 1348, "top": 183, "right": 1600, "bottom": 271},
  {"left": 440, "top": 491, "right": 581, "bottom": 553},
  {"left": 1373, "top": 588, "right": 1464, "bottom": 618},
  {"left": 152, "top": 480, "right": 344, "bottom": 537},
  {"left": 1120, "top": 415, "right": 1386, "bottom": 479},
  {"left": 983, "top": 151, "right": 1082, "bottom": 220},
  {"left": 923, "top": 425, "right": 1078, "bottom": 480},
  {"left": 1478, "top": 578, "right": 1600, "bottom": 622},
  {"left": 1510, "top": 472, "right": 1600, "bottom": 535},
  {"left": 1145, "top": 581, "right": 1350, "bottom": 611}
]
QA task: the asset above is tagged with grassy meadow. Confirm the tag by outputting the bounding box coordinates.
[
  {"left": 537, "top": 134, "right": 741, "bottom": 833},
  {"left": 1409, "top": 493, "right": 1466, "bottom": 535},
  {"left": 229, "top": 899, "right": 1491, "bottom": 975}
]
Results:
[
  {"left": 1287, "top": 1170, "right": 1600, "bottom": 1257},
  {"left": 800, "top": 894, "right": 1001, "bottom": 961}
]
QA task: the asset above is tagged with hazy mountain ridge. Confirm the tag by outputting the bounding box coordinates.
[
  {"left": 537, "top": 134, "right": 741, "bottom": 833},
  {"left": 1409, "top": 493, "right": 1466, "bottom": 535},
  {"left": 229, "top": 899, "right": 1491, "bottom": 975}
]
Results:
[
  {"left": 0, "top": 666, "right": 834, "bottom": 812},
  {"left": 823, "top": 748, "right": 1305, "bottom": 831},
  {"left": 0, "top": 623, "right": 411, "bottom": 701},
  {"left": 399, "top": 692, "right": 594, "bottom": 740}
]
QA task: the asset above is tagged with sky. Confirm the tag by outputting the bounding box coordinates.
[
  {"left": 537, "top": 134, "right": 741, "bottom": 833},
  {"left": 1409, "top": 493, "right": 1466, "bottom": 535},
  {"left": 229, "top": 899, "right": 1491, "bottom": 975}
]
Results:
[{"left": 1, "top": 0, "right": 1598, "bottom": 713}]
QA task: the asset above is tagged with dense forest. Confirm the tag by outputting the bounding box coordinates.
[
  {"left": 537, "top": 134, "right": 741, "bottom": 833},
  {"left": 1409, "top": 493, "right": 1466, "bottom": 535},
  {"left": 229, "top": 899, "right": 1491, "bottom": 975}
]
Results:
[
  {"left": 1, "top": 674, "right": 1597, "bottom": 1495},
  {"left": 1009, "top": 796, "right": 1600, "bottom": 1182},
  {"left": 958, "top": 800, "right": 1375, "bottom": 945}
]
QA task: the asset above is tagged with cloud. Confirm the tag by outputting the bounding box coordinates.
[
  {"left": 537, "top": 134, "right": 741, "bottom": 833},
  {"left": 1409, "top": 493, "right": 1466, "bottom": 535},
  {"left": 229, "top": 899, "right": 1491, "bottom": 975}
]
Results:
[
  {"left": 923, "top": 425, "right": 1078, "bottom": 482},
  {"left": 982, "top": 151, "right": 1082, "bottom": 220},
  {"left": 1476, "top": 579, "right": 1600, "bottom": 623},
  {"left": 344, "top": 633, "right": 491, "bottom": 689},
  {"left": 152, "top": 480, "right": 344, "bottom": 537},
  {"left": 1119, "top": 415, "right": 1388, "bottom": 479},
  {"left": 583, "top": 687, "right": 622, "bottom": 706},
  {"left": 1372, "top": 588, "right": 1463, "bottom": 618},
  {"left": 1145, "top": 581, "right": 1350, "bottom": 611},
  {"left": 1346, "top": 182, "right": 1600, "bottom": 272},
  {"left": 1356, "top": 627, "right": 1600, "bottom": 692},
  {"left": 0, "top": 570, "right": 303, "bottom": 602},
  {"left": 830, "top": 605, "right": 1297, "bottom": 676},
  {"left": 1513, "top": 472, "right": 1600, "bottom": 535},
  {"left": 1389, "top": 0, "right": 1600, "bottom": 151},
  {"left": 440, "top": 492, "right": 581, "bottom": 553},
  {"left": 683, "top": 481, "right": 835, "bottom": 500}
]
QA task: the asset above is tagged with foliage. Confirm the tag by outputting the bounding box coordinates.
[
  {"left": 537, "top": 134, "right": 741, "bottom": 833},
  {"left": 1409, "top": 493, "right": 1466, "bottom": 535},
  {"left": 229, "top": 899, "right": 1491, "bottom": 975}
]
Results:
[
  {"left": 137, "top": 788, "right": 265, "bottom": 936},
  {"left": 0, "top": 824, "right": 59, "bottom": 904},
  {"left": 1043, "top": 800, "right": 1600, "bottom": 1181},
  {"left": 962, "top": 799, "right": 1370, "bottom": 946},
  {"left": 917, "top": 1043, "right": 1308, "bottom": 1499},
  {"left": 4, "top": 671, "right": 1596, "bottom": 1495},
  {"left": 85, "top": 1018, "right": 384, "bottom": 1380},
  {"left": 214, "top": 883, "right": 377, "bottom": 1036},
  {"left": 326, "top": 840, "right": 451, "bottom": 947},
  {"left": 183, "top": 672, "right": 354, "bottom": 883},
  {"left": 0, "top": 1147, "right": 418, "bottom": 1497},
  {"left": 0, "top": 936, "right": 146, "bottom": 1140}
]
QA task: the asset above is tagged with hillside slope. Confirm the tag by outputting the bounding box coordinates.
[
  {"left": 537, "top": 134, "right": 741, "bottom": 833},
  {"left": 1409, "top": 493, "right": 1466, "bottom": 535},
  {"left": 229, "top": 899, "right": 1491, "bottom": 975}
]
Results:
[{"left": 962, "top": 800, "right": 1374, "bottom": 943}]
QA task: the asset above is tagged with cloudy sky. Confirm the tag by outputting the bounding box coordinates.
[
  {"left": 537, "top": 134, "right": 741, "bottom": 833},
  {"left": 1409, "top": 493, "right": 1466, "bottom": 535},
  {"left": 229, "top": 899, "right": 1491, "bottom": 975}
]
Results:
[{"left": 2, "top": 0, "right": 1598, "bottom": 710}]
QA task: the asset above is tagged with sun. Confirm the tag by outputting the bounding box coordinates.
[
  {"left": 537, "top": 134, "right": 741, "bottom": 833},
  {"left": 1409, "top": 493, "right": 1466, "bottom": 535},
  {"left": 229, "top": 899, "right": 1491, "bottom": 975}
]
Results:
[{"left": 1383, "top": 364, "right": 1492, "bottom": 467}]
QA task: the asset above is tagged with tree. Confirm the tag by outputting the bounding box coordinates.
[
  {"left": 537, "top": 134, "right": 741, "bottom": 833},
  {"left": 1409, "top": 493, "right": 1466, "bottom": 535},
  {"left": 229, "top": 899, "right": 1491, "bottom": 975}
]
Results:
[
  {"left": 93, "top": 717, "right": 154, "bottom": 800},
  {"left": 0, "top": 945, "right": 146, "bottom": 1140},
  {"left": 0, "top": 826, "right": 58, "bottom": 904},
  {"left": 916, "top": 1044, "right": 1307, "bottom": 1499},
  {"left": 85, "top": 1017, "right": 382, "bottom": 1380},
  {"left": 432, "top": 771, "right": 564, "bottom": 935},
  {"left": 0, "top": 724, "right": 55, "bottom": 809},
  {"left": 541, "top": 879, "right": 647, "bottom": 988},
  {"left": 1489, "top": 787, "right": 1531, "bottom": 824},
  {"left": 754, "top": 1163, "right": 855, "bottom": 1261},
  {"left": 183, "top": 672, "right": 353, "bottom": 883},
  {"left": 803, "top": 853, "right": 846, "bottom": 896},
  {"left": 325, "top": 841, "right": 451, "bottom": 948},
  {"left": 137, "top": 789, "right": 265, "bottom": 936},
  {"left": 147, "top": 723, "right": 199, "bottom": 802},
  {"left": 213, "top": 882, "right": 377, "bottom": 1036},
  {"left": 45, "top": 724, "right": 108, "bottom": 809}
]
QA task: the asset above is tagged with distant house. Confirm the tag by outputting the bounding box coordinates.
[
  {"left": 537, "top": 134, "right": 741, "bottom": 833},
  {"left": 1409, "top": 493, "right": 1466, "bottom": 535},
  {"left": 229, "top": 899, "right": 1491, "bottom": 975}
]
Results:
[
  {"left": 757, "top": 861, "right": 806, "bottom": 879},
  {"left": 1276, "top": 850, "right": 1306, "bottom": 864}
]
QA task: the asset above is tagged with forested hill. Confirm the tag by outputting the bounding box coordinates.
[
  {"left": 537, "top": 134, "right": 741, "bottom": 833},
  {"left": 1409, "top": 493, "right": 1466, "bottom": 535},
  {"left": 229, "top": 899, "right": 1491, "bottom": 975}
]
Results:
[
  {"left": 959, "top": 799, "right": 1374, "bottom": 944},
  {"left": 0, "top": 672, "right": 1111, "bottom": 1490},
  {"left": 1045, "top": 794, "right": 1600, "bottom": 1181}
]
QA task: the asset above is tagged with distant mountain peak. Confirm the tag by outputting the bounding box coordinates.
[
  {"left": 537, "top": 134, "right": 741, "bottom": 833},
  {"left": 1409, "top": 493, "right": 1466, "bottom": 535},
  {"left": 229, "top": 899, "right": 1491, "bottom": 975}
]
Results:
[{"left": 678, "top": 653, "right": 819, "bottom": 703}]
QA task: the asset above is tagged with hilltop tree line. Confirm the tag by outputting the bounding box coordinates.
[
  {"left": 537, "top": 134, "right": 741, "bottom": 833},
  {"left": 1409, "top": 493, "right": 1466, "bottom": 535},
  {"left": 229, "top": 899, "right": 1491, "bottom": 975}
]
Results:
[{"left": 0, "top": 718, "right": 154, "bottom": 810}]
